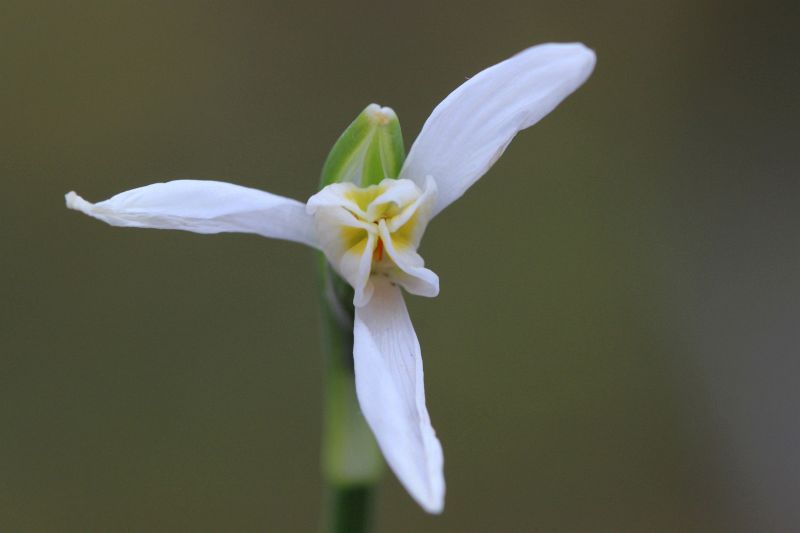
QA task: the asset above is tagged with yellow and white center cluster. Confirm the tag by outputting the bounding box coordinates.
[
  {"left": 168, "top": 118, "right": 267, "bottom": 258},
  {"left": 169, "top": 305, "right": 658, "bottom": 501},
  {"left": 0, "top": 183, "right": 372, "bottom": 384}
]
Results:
[{"left": 307, "top": 177, "right": 439, "bottom": 307}]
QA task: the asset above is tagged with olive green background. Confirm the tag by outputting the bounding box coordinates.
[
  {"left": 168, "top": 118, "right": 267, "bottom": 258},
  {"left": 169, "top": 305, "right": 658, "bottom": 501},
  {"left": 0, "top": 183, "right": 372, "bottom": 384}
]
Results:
[{"left": 3, "top": 1, "right": 798, "bottom": 532}]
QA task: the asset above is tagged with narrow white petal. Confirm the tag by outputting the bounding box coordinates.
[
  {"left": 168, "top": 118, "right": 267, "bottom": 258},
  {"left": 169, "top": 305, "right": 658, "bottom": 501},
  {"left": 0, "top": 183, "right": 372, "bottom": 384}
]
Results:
[
  {"left": 350, "top": 232, "right": 378, "bottom": 308},
  {"left": 399, "top": 43, "right": 596, "bottom": 216},
  {"left": 309, "top": 201, "right": 378, "bottom": 306},
  {"left": 385, "top": 176, "right": 437, "bottom": 249},
  {"left": 353, "top": 278, "right": 444, "bottom": 513},
  {"left": 366, "top": 179, "right": 422, "bottom": 221},
  {"left": 65, "top": 180, "right": 318, "bottom": 248},
  {"left": 378, "top": 220, "right": 439, "bottom": 298},
  {"left": 306, "top": 182, "right": 366, "bottom": 218}
]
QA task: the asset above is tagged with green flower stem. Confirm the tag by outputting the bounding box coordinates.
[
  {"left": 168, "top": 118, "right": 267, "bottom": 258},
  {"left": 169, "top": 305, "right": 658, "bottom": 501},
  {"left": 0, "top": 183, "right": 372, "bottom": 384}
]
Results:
[
  {"left": 317, "top": 253, "right": 383, "bottom": 533},
  {"left": 324, "top": 486, "right": 374, "bottom": 533}
]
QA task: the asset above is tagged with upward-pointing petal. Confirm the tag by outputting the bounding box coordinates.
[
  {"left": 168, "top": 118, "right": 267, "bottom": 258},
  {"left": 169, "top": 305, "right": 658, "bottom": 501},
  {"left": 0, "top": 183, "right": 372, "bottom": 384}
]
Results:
[
  {"left": 399, "top": 42, "right": 596, "bottom": 217},
  {"left": 353, "top": 277, "right": 445, "bottom": 513},
  {"left": 66, "top": 179, "right": 318, "bottom": 248}
]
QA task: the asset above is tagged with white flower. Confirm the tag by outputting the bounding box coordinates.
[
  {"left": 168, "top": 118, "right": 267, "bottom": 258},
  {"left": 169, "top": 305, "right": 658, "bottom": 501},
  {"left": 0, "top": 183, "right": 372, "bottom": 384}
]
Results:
[{"left": 65, "top": 43, "right": 595, "bottom": 513}]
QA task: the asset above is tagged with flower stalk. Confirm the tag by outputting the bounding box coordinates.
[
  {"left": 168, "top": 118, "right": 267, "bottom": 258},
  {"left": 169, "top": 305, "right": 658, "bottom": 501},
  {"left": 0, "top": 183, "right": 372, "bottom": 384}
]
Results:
[{"left": 317, "top": 254, "right": 382, "bottom": 533}]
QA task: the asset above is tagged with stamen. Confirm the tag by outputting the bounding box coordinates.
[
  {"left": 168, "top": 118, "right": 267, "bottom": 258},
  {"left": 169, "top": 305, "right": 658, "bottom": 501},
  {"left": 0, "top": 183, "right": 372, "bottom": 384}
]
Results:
[{"left": 373, "top": 238, "right": 384, "bottom": 262}]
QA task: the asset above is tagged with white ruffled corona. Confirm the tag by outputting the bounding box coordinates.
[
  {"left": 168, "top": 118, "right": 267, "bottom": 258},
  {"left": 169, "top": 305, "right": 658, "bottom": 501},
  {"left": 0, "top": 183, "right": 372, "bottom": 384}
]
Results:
[
  {"left": 66, "top": 43, "right": 596, "bottom": 514},
  {"left": 307, "top": 176, "right": 439, "bottom": 307}
]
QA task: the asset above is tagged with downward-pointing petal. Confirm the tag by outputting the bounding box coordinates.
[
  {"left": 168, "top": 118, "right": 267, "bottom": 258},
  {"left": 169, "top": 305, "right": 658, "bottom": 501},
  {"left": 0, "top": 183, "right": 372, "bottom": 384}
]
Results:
[
  {"left": 399, "top": 42, "right": 596, "bottom": 217},
  {"left": 353, "top": 277, "right": 445, "bottom": 513},
  {"left": 66, "top": 180, "right": 318, "bottom": 248}
]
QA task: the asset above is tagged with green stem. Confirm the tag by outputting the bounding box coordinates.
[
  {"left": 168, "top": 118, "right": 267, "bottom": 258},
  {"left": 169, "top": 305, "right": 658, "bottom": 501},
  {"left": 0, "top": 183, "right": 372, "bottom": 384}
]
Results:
[
  {"left": 317, "top": 253, "right": 383, "bottom": 533},
  {"left": 324, "top": 486, "right": 375, "bottom": 533}
]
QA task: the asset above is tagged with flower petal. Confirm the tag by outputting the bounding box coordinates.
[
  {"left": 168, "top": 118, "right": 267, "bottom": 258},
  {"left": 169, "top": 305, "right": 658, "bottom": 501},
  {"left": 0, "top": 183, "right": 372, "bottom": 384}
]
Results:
[
  {"left": 65, "top": 180, "right": 318, "bottom": 248},
  {"left": 385, "top": 176, "right": 437, "bottom": 250},
  {"left": 307, "top": 196, "right": 379, "bottom": 306},
  {"left": 353, "top": 277, "right": 445, "bottom": 513},
  {"left": 347, "top": 231, "right": 378, "bottom": 307},
  {"left": 366, "top": 179, "right": 422, "bottom": 221},
  {"left": 399, "top": 42, "right": 596, "bottom": 217},
  {"left": 378, "top": 220, "right": 439, "bottom": 298},
  {"left": 306, "top": 181, "right": 368, "bottom": 219}
]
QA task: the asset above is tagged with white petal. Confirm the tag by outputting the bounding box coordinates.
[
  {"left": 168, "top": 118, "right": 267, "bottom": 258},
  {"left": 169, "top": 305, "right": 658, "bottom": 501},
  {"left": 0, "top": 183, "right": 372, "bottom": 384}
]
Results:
[
  {"left": 353, "top": 278, "right": 445, "bottom": 513},
  {"left": 385, "top": 176, "right": 438, "bottom": 249},
  {"left": 399, "top": 43, "right": 596, "bottom": 217},
  {"left": 378, "top": 220, "right": 439, "bottom": 298},
  {"left": 65, "top": 180, "right": 318, "bottom": 248},
  {"left": 367, "top": 179, "right": 422, "bottom": 221},
  {"left": 348, "top": 232, "right": 378, "bottom": 307},
  {"left": 309, "top": 201, "right": 378, "bottom": 306},
  {"left": 306, "top": 181, "right": 366, "bottom": 219}
]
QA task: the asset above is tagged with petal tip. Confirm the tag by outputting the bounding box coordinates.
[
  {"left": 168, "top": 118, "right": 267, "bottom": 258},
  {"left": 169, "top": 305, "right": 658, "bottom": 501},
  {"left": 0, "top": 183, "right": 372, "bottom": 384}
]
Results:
[
  {"left": 558, "top": 42, "right": 596, "bottom": 80},
  {"left": 405, "top": 449, "right": 445, "bottom": 514},
  {"left": 521, "top": 42, "right": 596, "bottom": 80},
  {"left": 352, "top": 281, "right": 375, "bottom": 308},
  {"left": 418, "top": 488, "right": 445, "bottom": 514},
  {"left": 574, "top": 42, "right": 597, "bottom": 72},
  {"left": 422, "top": 503, "right": 444, "bottom": 515},
  {"left": 65, "top": 191, "right": 91, "bottom": 213}
]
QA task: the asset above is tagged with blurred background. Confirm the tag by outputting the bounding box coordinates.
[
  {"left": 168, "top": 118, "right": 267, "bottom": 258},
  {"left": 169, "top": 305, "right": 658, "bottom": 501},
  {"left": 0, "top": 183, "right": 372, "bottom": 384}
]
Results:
[{"left": 2, "top": 1, "right": 798, "bottom": 531}]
